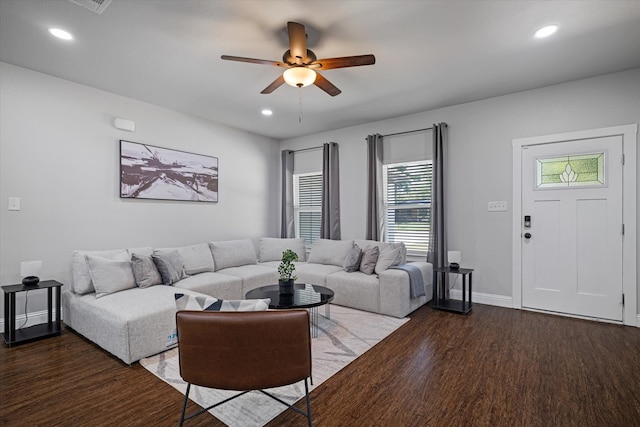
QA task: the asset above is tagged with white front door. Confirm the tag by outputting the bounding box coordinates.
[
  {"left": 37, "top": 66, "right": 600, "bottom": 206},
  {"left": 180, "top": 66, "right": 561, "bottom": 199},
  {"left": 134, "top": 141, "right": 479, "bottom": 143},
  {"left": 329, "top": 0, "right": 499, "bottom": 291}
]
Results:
[{"left": 521, "top": 135, "right": 624, "bottom": 321}]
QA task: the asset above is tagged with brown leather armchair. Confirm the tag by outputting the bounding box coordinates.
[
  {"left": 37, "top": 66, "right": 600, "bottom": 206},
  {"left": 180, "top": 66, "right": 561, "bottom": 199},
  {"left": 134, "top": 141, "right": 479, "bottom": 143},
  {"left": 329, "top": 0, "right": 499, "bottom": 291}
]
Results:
[{"left": 176, "top": 309, "right": 312, "bottom": 426}]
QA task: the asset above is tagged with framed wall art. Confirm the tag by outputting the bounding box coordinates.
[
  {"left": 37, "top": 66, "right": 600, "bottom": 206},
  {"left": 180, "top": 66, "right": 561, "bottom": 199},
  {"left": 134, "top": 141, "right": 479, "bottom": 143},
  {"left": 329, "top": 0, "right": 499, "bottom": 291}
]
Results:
[{"left": 120, "top": 140, "right": 218, "bottom": 202}]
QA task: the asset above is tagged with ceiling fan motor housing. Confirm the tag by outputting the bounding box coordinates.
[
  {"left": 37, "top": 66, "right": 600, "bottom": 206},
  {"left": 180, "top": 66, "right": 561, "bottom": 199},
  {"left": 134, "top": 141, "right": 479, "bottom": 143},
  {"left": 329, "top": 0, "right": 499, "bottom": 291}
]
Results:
[{"left": 283, "top": 49, "right": 317, "bottom": 66}]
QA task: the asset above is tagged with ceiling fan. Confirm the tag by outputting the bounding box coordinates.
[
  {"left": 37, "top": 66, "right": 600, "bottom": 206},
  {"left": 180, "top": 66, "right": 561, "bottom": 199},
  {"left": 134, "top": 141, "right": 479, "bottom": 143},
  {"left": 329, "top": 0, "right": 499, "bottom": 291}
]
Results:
[{"left": 221, "top": 21, "right": 375, "bottom": 97}]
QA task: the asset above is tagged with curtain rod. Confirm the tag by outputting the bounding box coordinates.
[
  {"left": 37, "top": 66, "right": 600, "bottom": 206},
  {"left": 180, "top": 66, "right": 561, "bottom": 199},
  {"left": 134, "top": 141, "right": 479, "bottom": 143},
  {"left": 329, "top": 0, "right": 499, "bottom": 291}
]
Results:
[
  {"left": 382, "top": 127, "right": 433, "bottom": 138},
  {"left": 291, "top": 145, "right": 323, "bottom": 153}
]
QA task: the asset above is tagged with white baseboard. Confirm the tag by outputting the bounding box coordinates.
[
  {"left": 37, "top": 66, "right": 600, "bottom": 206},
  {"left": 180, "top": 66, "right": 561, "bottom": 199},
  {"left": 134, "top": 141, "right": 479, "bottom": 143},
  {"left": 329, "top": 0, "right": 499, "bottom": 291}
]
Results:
[
  {"left": 0, "top": 308, "right": 63, "bottom": 331},
  {"left": 449, "top": 289, "right": 513, "bottom": 308},
  {"left": 448, "top": 290, "right": 640, "bottom": 328}
]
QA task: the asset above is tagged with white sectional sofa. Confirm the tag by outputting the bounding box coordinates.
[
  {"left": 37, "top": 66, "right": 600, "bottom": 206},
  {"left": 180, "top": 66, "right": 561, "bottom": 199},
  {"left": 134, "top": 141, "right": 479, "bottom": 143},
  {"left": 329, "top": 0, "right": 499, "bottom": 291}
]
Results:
[{"left": 63, "top": 237, "right": 432, "bottom": 364}]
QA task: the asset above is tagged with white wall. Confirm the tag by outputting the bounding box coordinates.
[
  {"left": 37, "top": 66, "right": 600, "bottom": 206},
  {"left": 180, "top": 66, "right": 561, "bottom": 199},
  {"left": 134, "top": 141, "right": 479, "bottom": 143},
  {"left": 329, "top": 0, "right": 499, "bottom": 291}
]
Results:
[
  {"left": 0, "top": 63, "right": 281, "bottom": 318},
  {"left": 281, "top": 68, "right": 640, "bottom": 312}
]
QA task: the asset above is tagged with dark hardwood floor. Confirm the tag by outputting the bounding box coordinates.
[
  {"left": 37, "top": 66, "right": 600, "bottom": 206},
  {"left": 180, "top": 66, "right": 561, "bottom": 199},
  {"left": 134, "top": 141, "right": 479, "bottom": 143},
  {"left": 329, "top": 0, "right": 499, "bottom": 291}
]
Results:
[{"left": 2, "top": 303, "right": 639, "bottom": 426}]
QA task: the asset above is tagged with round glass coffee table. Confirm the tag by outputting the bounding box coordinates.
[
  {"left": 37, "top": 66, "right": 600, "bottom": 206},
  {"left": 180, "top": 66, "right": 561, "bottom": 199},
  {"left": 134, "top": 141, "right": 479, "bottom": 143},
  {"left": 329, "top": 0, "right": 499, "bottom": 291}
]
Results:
[{"left": 246, "top": 283, "right": 334, "bottom": 338}]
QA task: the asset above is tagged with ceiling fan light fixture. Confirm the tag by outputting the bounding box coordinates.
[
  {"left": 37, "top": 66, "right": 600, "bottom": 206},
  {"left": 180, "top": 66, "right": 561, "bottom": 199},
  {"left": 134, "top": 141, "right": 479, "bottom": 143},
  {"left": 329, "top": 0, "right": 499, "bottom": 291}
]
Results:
[{"left": 283, "top": 67, "right": 316, "bottom": 88}]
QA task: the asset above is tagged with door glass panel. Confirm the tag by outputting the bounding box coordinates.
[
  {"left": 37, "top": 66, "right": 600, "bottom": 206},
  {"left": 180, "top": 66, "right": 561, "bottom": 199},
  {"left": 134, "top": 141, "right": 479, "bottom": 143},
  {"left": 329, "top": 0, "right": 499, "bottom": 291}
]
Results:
[{"left": 536, "top": 152, "right": 605, "bottom": 189}]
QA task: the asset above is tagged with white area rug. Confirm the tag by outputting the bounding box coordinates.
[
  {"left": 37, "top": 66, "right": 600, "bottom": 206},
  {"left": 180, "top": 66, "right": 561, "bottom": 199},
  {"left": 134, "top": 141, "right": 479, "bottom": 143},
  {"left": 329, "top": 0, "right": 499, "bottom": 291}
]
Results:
[{"left": 140, "top": 305, "right": 409, "bottom": 426}]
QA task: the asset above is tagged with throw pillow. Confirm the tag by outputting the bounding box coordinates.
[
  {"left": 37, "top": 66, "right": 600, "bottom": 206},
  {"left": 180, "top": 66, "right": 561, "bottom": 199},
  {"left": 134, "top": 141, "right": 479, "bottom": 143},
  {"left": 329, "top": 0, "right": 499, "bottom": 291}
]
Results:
[
  {"left": 374, "top": 246, "right": 400, "bottom": 274},
  {"left": 359, "top": 245, "right": 380, "bottom": 275},
  {"left": 391, "top": 242, "right": 407, "bottom": 265},
  {"left": 131, "top": 253, "right": 163, "bottom": 288},
  {"left": 259, "top": 237, "right": 307, "bottom": 262},
  {"left": 152, "top": 250, "right": 187, "bottom": 285},
  {"left": 84, "top": 255, "right": 136, "bottom": 298},
  {"left": 174, "top": 293, "right": 271, "bottom": 311},
  {"left": 71, "top": 248, "right": 130, "bottom": 295},
  {"left": 343, "top": 244, "right": 362, "bottom": 272},
  {"left": 209, "top": 239, "right": 258, "bottom": 271}
]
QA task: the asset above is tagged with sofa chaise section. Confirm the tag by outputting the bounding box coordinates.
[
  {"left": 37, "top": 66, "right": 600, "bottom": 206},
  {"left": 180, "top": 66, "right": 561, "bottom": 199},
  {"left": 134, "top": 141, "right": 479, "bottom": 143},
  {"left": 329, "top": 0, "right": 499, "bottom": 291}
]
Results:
[{"left": 63, "top": 285, "right": 204, "bottom": 365}]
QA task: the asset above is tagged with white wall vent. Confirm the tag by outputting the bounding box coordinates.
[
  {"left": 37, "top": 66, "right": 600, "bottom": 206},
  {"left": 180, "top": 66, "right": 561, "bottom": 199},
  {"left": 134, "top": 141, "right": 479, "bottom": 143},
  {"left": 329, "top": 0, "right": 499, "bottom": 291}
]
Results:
[{"left": 68, "top": 0, "right": 112, "bottom": 14}]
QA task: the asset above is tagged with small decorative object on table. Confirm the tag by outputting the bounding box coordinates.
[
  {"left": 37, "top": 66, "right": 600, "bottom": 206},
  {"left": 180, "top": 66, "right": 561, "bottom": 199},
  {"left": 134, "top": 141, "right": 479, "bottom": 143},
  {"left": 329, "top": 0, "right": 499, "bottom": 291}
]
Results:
[
  {"left": 278, "top": 249, "right": 298, "bottom": 295},
  {"left": 447, "top": 250, "right": 461, "bottom": 270},
  {"left": 20, "top": 260, "right": 42, "bottom": 287}
]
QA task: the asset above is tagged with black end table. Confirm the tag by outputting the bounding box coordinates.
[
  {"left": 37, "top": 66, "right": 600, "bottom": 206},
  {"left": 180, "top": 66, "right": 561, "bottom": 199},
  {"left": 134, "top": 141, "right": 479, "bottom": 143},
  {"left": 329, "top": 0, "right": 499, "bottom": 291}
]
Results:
[
  {"left": 2, "top": 280, "right": 63, "bottom": 346},
  {"left": 246, "top": 283, "right": 334, "bottom": 337},
  {"left": 433, "top": 267, "right": 473, "bottom": 314}
]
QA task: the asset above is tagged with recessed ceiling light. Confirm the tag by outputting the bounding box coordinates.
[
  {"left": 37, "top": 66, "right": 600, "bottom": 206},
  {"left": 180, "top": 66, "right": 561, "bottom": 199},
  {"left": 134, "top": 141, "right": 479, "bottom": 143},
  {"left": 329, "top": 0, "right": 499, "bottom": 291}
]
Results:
[
  {"left": 48, "top": 28, "right": 73, "bottom": 41},
  {"left": 534, "top": 25, "right": 558, "bottom": 39},
  {"left": 261, "top": 109, "right": 273, "bottom": 116}
]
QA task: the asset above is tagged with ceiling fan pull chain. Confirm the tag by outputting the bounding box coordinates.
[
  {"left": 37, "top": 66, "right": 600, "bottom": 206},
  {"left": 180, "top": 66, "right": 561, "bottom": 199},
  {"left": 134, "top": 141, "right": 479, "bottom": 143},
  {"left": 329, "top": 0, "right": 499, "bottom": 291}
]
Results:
[{"left": 299, "top": 86, "right": 303, "bottom": 123}]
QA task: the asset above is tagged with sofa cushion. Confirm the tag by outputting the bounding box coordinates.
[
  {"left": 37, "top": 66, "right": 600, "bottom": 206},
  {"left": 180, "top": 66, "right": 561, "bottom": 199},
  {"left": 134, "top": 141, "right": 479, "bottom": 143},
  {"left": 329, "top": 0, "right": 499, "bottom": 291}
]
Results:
[
  {"left": 259, "top": 237, "right": 307, "bottom": 262},
  {"left": 293, "top": 262, "right": 343, "bottom": 286},
  {"left": 359, "top": 245, "right": 380, "bottom": 275},
  {"left": 343, "top": 244, "right": 362, "bottom": 272},
  {"left": 308, "top": 239, "right": 354, "bottom": 267},
  {"left": 129, "top": 247, "right": 154, "bottom": 257},
  {"left": 375, "top": 246, "right": 400, "bottom": 274},
  {"left": 71, "top": 249, "right": 130, "bottom": 295},
  {"left": 176, "top": 243, "right": 215, "bottom": 275},
  {"left": 173, "top": 272, "right": 243, "bottom": 300},
  {"left": 174, "top": 293, "right": 270, "bottom": 311},
  {"left": 217, "top": 264, "right": 279, "bottom": 295},
  {"left": 85, "top": 255, "right": 137, "bottom": 298},
  {"left": 209, "top": 239, "right": 257, "bottom": 271},
  {"left": 131, "top": 254, "right": 163, "bottom": 288},
  {"left": 152, "top": 250, "right": 187, "bottom": 285}
]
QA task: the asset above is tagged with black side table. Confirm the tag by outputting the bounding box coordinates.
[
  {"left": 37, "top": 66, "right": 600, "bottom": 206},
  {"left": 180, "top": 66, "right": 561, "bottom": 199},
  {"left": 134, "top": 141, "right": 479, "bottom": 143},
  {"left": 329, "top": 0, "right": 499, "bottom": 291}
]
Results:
[
  {"left": 2, "top": 280, "right": 63, "bottom": 346},
  {"left": 433, "top": 267, "right": 473, "bottom": 314}
]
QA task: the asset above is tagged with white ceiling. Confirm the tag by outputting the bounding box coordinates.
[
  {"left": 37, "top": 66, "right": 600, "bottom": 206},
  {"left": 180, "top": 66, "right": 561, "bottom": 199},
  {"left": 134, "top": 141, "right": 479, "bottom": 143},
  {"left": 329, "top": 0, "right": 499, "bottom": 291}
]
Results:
[{"left": 1, "top": 0, "right": 640, "bottom": 140}]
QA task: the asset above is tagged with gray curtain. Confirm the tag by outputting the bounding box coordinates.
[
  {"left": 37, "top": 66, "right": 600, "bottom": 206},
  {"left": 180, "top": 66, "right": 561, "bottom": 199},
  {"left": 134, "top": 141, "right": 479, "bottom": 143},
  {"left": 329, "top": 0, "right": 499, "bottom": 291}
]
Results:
[
  {"left": 280, "top": 150, "right": 295, "bottom": 238},
  {"left": 365, "top": 134, "right": 384, "bottom": 240},
  {"left": 427, "top": 123, "right": 448, "bottom": 299},
  {"left": 320, "top": 142, "right": 341, "bottom": 239}
]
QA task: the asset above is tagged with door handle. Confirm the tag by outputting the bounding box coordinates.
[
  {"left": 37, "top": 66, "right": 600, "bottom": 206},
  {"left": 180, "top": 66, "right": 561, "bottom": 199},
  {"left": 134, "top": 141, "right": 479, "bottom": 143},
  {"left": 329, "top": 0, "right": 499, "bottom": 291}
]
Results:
[{"left": 524, "top": 233, "right": 532, "bottom": 239}]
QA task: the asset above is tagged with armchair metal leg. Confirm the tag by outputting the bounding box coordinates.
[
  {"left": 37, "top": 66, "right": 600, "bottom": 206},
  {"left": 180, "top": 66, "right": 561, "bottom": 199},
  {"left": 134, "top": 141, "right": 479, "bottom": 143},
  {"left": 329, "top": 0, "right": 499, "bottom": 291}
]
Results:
[
  {"left": 304, "top": 378, "right": 312, "bottom": 427},
  {"left": 179, "top": 380, "right": 312, "bottom": 425},
  {"left": 179, "top": 383, "right": 191, "bottom": 427}
]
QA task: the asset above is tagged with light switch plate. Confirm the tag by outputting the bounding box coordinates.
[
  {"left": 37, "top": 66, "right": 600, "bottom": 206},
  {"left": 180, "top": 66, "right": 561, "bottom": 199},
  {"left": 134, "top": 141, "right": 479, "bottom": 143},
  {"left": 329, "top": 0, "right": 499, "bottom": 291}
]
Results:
[
  {"left": 8, "top": 197, "right": 20, "bottom": 211},
  {"left": 488, "top": 201, "right": 507, "bottom": 212}
]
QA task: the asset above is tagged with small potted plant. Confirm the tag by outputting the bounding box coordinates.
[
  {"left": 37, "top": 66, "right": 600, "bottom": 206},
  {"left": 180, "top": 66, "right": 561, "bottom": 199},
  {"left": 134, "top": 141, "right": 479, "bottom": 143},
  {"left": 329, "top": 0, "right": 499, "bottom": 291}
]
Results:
[{"left": 278, "top": 249, "right": 298, "bottom": 295}]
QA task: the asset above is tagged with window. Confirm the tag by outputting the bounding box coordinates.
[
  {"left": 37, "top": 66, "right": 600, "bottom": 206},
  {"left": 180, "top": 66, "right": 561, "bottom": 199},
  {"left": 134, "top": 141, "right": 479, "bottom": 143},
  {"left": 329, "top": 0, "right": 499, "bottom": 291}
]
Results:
[
  {"left": 294, "top": 172, "right": 322, "bottom": 248},
  {"left": 383, "top": 160, "right": 432, "bottom": 256}
]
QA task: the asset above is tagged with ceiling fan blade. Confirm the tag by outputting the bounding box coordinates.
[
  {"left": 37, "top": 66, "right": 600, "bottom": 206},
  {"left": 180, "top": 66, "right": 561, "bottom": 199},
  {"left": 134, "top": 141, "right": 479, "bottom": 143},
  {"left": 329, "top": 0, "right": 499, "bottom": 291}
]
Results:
[
  {"left": 287, "top": 21, "right": 307, "bottom": 64},
  {"left": 312, "top": 54, "right": 376, "bottom": 70},
  {"left": 261, "top": 75, "right": 286, "bottom": 94},
  {"left": 221, "top": 55, "right": 287, "bottom": 68},
  {"left": 314, "top": 72, "right": 341, "bottom": 97}
]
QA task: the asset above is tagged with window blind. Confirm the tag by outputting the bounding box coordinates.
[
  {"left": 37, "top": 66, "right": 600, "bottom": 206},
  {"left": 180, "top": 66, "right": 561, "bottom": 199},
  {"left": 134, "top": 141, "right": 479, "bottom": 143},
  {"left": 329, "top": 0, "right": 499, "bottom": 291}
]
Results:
[
  {"left": 294, "top": 173, "right": 322, "bottom": 247},
  {"left": 383, "top": 161, "right": 432, "bottom": 255}
]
